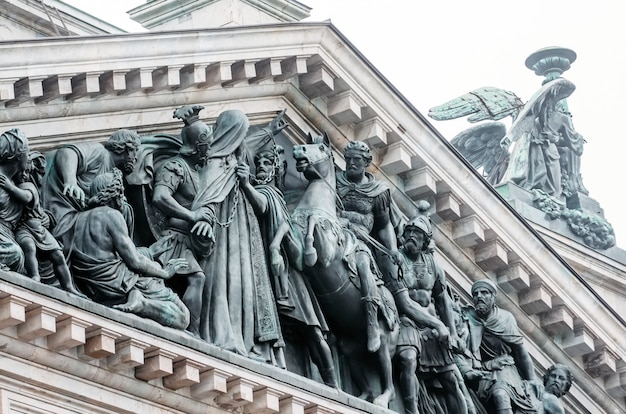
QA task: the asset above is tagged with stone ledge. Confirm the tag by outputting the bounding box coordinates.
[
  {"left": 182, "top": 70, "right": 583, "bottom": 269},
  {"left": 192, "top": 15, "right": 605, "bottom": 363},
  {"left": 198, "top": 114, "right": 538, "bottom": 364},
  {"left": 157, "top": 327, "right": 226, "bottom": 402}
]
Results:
[{"left": 0, "top": 270, "right": 392, "bottom": 414}]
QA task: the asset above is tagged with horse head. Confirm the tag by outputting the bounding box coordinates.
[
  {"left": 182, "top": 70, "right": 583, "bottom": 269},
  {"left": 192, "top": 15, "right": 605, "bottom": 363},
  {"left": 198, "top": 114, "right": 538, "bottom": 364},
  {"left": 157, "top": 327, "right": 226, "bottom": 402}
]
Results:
[{"left": 293, "top": 132, "right": 334, "bottom": 181}]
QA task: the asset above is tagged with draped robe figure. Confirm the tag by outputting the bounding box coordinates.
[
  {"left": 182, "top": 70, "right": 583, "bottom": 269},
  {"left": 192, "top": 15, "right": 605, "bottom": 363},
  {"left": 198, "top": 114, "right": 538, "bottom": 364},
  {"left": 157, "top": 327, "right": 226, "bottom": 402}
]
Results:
[
  {"left": 458, "top": 280, "right": 543, "bottom": 414},
  {"left": 0, "top": 128, "right": 30, "bottom": 273},
  {"left": 192, "top": 110, "right": 283, "bottom": 364}
]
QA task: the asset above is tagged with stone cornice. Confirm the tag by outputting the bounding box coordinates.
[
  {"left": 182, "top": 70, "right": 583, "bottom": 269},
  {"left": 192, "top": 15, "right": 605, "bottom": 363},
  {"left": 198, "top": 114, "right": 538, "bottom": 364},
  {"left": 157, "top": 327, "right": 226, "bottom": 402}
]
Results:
[
  {"left": 128, "top": 0, "right": 311, "bottom": 29},
  {"left": 0, "top": 271, "right": 390, "bottom": 414},
  {"left": 0, "top": 22, "right": 625, "bottom": 412},
  {"left": 1, "top": 0, "right": 126, "bottom": 35},
  {"left": 538, "top": 227, "right": 626, "bottom": 296}
]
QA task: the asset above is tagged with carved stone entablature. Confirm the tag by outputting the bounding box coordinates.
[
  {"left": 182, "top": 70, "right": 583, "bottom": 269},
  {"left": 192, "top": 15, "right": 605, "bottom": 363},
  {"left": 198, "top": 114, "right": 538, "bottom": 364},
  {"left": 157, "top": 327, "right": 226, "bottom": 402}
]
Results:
[
  {"left": 584, "top": 348, "right": 620, "bottom": 378},
  {"left": 1, "top": 22, "right": 625, "bottom": 414},
  {"left": 0, "top": 271, "right": 389, "bottom": 414}
]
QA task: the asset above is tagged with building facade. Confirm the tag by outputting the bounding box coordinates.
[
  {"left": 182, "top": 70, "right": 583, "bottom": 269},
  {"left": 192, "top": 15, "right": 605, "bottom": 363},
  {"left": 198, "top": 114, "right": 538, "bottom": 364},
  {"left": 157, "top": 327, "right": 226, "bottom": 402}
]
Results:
[{"left": 0, "top": 1, "right": 625, "bottom": 413}]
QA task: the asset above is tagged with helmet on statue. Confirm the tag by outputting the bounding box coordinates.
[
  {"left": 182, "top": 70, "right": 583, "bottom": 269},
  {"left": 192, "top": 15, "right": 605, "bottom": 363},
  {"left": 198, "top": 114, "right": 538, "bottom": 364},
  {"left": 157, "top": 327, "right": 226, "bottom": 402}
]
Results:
[
  {"left": 404, "top": 200, "right": 432, "bottom": 239},
  {"left": 173, "top": 105, "right": 213, "bottom": 159}
]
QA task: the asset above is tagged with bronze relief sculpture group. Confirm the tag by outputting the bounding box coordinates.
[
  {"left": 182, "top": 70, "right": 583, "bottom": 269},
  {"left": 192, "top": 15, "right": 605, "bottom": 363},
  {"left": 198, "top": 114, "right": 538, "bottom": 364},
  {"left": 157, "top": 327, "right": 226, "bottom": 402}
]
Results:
[{"left": 0, "top": 105, "right": 572, "bottom": 414}]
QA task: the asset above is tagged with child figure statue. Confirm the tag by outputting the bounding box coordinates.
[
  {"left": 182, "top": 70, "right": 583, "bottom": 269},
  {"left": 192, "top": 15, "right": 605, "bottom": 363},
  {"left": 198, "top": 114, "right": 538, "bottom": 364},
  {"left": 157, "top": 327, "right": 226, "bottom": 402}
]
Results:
[{"left": 1, "top": 151, "right": 86, "bottom": 298}]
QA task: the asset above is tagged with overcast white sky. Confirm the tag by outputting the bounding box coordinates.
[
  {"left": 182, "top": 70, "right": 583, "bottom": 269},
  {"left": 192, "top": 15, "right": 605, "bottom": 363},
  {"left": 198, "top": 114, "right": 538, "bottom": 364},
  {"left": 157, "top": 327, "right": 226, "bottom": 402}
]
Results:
[{"left": 64, "top": 0, "right": 626, "bottom": 249}]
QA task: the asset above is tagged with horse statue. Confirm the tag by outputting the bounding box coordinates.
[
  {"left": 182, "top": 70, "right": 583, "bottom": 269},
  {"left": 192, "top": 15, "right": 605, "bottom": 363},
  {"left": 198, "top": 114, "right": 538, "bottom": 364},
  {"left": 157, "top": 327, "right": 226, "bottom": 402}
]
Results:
[{"left": 269, "top": 132, "right": 399, "bottom": 408}]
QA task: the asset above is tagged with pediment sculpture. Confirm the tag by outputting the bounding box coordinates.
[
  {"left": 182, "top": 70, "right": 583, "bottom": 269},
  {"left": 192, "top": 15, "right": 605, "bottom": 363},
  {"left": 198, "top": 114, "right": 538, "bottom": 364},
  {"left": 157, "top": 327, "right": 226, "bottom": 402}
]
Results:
[{"left": 0, "top": 103, "right": 574, "bottom": 414}]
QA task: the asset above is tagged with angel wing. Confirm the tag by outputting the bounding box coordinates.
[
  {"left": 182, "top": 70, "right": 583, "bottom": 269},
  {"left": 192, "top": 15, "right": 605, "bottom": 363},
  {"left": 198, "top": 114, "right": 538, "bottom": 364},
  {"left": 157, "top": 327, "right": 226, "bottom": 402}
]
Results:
[
  {"left": 451, "top": 122, "right": 509, "bottom": 184},
  {"left": 429, "top": 87, "right": 524, "bottom": 123},
  {"left": 501, "top": 77, "right": 576, "bottom": 146}
]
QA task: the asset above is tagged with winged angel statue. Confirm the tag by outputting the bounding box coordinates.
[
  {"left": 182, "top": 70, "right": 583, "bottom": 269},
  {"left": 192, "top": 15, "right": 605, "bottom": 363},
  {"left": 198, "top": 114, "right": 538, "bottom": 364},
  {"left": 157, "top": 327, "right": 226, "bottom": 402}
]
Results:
[{"left": 429, "top": 79, "right": 615, "bottom": 250}]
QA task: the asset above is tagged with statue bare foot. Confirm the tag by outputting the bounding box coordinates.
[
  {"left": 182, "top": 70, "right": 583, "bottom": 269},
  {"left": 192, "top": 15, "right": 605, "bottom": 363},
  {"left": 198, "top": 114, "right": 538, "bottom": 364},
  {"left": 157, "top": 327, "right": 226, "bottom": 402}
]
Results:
[
  {"left": 65, "top": 286, "right": 89, "bottom": 300},
  {"left": 113, "top": 289, "right": 144, "bottom": 313},
  {"left": 372, "top": 389, "right": 395, "bottom": 408}
]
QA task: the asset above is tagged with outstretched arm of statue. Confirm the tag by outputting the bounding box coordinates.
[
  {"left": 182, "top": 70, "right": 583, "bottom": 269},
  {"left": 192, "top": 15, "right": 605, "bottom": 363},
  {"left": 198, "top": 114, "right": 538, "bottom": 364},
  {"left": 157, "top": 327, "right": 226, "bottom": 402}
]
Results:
[
  {"left": 282, "top": 229, "right": 303, "bottom": 272},
  {"left": 54, "top": 147, "right": 84, "bottom": 205},
  {"left": 267, "top": 109, "right": 288, "bottom": 136},
  {"left": 377, "top": 219, "right": 399, "bottom": 251},
  {"left": 0, "top": 174, "right": 33, "bottom": 205},
  {"left": 510, "top": 341, "right": 534, "bottom": 380},
  {"left": 268, "top": 220, "right": 301, "bottom": 276},
  {"left": 108, "top": 211, "right": 168, "bottom": 278}
]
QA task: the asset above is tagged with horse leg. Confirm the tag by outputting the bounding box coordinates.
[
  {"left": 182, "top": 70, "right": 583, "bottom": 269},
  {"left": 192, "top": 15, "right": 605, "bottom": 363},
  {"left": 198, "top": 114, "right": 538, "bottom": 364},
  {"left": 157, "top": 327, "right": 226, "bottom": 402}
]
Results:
[
  {"left": 356, "top": 252, "right": 381, "bottom": 353},
  {"left": 306, "top": 326, "right": 338, "bottom": 388},
  {"left": 308, "top": 216, "right": 337, "bottom": 268},
  {"left": 269, "top": 221, "right": 292, "bottom": 277},
  {"left": 371, "top": 339, "right": 396, "bottom": 408},
  {"left": 304, "top": 215, "right": 318, "bottom": 267},
  {"left": 336, "top": 338, "right": 375, "bottom": 401}
]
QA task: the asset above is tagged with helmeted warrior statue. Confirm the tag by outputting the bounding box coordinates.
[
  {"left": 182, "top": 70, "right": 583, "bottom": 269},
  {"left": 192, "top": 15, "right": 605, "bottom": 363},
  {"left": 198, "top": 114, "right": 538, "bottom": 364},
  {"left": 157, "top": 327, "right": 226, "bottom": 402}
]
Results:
[
  {"left": 336, "top": 140, "right": 403, "bottom": 353},
  {"left": 152, "top": 105, "right": 214, "bottom": 337},
  {"left": 390, "top": 202, "right": 469, "bottom": 414}
]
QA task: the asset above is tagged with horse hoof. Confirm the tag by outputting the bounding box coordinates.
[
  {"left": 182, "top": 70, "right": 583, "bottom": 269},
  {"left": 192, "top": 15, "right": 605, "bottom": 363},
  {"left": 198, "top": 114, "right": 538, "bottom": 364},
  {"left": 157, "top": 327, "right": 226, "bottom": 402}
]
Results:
[
  {"left": 304, "top": 250, "right": 318, "bottom": 267},
  {"left": 271, "top": 261, "right": 285, "bottom": 277}
]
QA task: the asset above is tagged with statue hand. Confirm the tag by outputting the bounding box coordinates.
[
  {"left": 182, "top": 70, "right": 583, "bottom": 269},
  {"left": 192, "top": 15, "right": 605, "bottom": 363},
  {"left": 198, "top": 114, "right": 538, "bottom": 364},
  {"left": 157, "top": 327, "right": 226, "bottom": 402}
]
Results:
[
  {"left": 465, "top": 369, "right": 488, "bottom": 382},
  {"left": 40, "top": 211, "right": 51, "bottom": 229},
  {"left": 191, "top": 207, "right": 213, "bottom": 224},
  {"left": 390, "top": 249, "right": 404, "bottom": 266},
  {"left": 435, "top": 324, "right": 450, "bottom": 344},
  {"left": 149, "top": 234, "right": 175, "bottom": 259},
  {"left": 165, "top": 258, "right": 189, "bottom": 278},
  {"left": 236, "top": 163, "right": 251, "bottom": 186},
  {"left": 448, "top": 333, "right": 466, "bottom": 354},
  {"left": 529, "top": 379, "right": 544, "bottom": 400},
  {"left": 173, "top": 104, "right": 204, "bottom": 121},
  {"left": 62, "top": 182, "right": 85, "bottom": 206},
  {"left": 500, "top": 136, "right": 511, "bottom": 149},
  {"left": 267, "top": 109, "right": 288, "bottom": 135},
  {"left": 0, "top": 173, "right": 9, "bottom": 189},
  {"left": 191, "top": 220, "right": 214, "bottom": 240},
  {"left": 270, "top": 247, "right": 285, "bottom": 279}
]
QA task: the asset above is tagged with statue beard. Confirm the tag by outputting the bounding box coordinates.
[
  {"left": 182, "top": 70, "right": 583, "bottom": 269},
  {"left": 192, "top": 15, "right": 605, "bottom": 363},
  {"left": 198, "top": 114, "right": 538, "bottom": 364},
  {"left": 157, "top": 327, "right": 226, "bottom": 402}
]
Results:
[
  {"left": 474, "top": 300, "right": 493, "bottom": 317},
  {"left": 196, "top": 156, "right": 207, "bottom": 168},
  {"left": 403, "top": 239, "right": 421, "bottom": 256},
  {"left": 254, "top": 167, "right": 273, "bottom": 184},
  {"left": 345, "top": 167, "right": 364, "bottom": 183},
  {"left": 545, "top": 382, "right": 565, "bottom": 398},
  {"left": 120, "top": 161, "right": 136, "bottom": 175}
]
